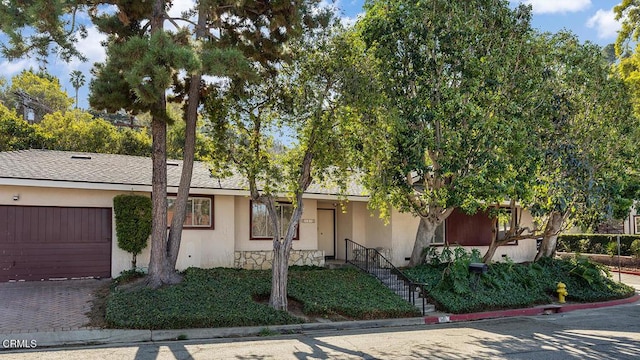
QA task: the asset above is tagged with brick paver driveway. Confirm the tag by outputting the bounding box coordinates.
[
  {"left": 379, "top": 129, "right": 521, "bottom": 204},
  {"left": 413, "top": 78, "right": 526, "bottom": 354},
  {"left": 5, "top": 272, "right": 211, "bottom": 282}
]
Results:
[{"left": 0, "top": 279, "right": 108, "bottom": 333}]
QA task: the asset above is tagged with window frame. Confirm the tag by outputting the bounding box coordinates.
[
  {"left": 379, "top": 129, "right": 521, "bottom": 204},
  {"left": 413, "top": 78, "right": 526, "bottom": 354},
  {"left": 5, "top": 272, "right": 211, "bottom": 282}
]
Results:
[
  {"left": 634, "top": 215, "right": 640, "bottom": 234},
  {"left": 167, "top": 194, "right": 214, "bottom": 230},
  {"left": 497, "top": 207, "right": 519, "bottom": 246},
  {"left": 250, "top": 200, "right": 300, "bottom": 240},
  {"left": 431, "top": 222, "right": 446, "bottom": 246}
]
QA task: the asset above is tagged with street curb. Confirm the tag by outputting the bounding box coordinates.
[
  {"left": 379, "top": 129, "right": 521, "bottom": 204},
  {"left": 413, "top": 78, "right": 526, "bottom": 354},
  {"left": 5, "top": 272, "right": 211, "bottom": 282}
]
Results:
[
  {"left": 3, "top": 296, "right": 638, "bottom": 349},
  {"left": 0, "top": 329, "right": 151, "bottom": 349},
  {"left": 611, "top": 269, "right": 640, "bottom": 276},
  {"left": 1, "top": 318, "right": 426, "bottom": 349},
  {"left": 150, "top": 317, "right": 426, "bottom": 342},
  {"left": 423, "top": 294, "right": 640, "bottom": 325}
]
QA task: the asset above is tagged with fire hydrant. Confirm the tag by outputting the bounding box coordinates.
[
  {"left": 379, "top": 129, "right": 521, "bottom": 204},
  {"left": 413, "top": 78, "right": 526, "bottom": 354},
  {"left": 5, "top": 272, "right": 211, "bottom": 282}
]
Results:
[{"left": 557, "top": 282, "right": 568, "bottom": 304}]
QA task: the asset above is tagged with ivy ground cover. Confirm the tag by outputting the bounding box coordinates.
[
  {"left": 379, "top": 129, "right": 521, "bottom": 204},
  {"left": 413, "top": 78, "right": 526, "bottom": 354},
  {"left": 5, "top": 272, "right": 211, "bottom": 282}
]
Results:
[
  {"left": 405, "top": 256, "right": 635, "bottom": 314},
  {"left": 106, "top": 267, "right": 420, "bottom": 329}
]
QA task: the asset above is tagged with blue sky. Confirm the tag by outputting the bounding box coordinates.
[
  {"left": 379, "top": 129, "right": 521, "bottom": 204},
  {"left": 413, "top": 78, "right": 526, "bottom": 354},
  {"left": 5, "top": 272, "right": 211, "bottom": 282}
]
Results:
[{"left": 0, "top": 0, "right": 626, "bottom": 109}]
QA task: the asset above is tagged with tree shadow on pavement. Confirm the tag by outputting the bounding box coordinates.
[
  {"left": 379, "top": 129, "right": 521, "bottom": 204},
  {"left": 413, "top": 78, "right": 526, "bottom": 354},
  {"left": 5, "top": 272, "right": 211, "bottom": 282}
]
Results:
[{"left": 133, "top": 341, "right": 194, "bottom": 360}]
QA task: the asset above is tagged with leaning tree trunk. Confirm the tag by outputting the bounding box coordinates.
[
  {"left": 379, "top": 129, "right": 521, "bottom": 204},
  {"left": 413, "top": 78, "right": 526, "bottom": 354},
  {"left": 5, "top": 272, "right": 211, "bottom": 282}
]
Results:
[
  {"left": 535, "top": 211, "right": 564, "bottom": 261},
  {"left": 482, "top": 217, "right": 500, "bottom": 263},
  {"left": 408, "top": 217, "right": 440, "bottom": 267},
  {"left": 166, "top": 7, "right": 207, "bottom": 269}
]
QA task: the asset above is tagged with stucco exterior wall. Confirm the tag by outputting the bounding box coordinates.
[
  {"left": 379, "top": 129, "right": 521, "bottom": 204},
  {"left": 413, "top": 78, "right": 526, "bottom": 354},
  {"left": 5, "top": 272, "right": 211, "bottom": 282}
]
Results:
[
  {"left": 1, "top": 182, "right": 541, "bottom": 279},
  {"left": 390, "top": 209, "right": 419, "bottom": 266},
  {"left": 171, "top": 195, "right": 236, "bottom": 271},
  {"left": 335, "top": 202, "right": 354, "bottom": 260},
  {"left": 364, "top": 208, "right": 392, "bottom": 251},
  {"left": 351, "top": 201, "right": 368, "bottom": 246},
  {"left": 0, "top": 185, "right": 236, "bottom": 277},
  {"left": 233, "top": 197, "right": 319, "bottom": 251}
]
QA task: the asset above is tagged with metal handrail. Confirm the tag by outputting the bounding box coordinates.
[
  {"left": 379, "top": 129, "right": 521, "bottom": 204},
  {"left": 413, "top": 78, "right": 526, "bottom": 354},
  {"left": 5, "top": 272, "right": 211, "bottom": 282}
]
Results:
[{"left": 345, "top": 238, "right": 428, "bottom": 314}]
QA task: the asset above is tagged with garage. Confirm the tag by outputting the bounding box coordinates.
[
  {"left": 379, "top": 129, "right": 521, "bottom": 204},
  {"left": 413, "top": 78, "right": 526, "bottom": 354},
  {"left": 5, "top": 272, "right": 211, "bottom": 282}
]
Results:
[{"left": 0, "top": 205, "right": 112, "bottom": 282}]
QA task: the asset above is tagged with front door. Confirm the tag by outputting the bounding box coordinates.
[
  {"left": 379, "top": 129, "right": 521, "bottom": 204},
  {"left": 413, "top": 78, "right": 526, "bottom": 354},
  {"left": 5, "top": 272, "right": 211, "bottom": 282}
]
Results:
[{"left": 317, "top": 209, "right": 335, "bottom": 259}]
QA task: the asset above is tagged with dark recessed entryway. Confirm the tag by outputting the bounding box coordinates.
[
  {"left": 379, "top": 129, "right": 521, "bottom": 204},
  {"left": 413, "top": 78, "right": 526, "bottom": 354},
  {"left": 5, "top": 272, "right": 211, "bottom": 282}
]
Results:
[{"left": 0, "top": 205, "right": 112, "bottom": 282}]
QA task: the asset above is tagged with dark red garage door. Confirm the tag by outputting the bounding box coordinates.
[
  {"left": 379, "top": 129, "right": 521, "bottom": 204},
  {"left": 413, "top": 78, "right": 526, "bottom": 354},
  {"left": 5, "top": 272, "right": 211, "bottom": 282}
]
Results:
[{"left": 0, "top": 205, "right": 112, "bottom": 282}]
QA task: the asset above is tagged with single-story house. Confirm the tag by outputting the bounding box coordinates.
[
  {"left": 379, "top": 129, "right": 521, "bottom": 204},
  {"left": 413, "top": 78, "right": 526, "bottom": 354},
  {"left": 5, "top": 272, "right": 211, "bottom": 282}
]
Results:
[{"left": 0, "top": 149, "right": 538, "bottom": 281}]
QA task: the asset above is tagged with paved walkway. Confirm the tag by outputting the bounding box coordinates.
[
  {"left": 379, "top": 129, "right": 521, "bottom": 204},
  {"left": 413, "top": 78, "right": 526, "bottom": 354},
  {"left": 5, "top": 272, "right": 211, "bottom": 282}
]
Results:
[
  {"left": 0, "top": 279, "right": 108, "bottom": 334},
  {"left": 613, "top": 271, "right": 640, "bottom": 292}
]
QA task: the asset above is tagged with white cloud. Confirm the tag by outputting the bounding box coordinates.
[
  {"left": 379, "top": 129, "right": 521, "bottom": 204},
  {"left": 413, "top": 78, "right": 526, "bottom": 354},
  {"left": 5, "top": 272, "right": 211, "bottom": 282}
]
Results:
[
  {"left": 512, "top": 0, "right": 591, "bottom": 14},
  {"left": 340, "top": 12, "right": 362, "bottom": 28},
  {"left": 168, "top": 0, "right": 195, "bottom": 19},
  {"left": 0, "top": 58, "right": 38, "bottom": 79},
  {"left": 166, "top": 0, "right": 196, "bottom": 32},
  {"left": 74, "top": 25, "right": 107, "bottom": 66},
  {"left": 586, "top": 9, "right": 621, "bottom": 39}
]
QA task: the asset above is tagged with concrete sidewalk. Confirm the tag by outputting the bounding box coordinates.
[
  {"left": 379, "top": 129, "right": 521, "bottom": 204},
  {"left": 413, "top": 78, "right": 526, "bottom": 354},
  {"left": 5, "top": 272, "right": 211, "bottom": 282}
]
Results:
[
  {"left": 0, "top": 317, "right": 427, "bottom": 348},
  {"left": 2, "top": 295, "right": 639, "bottom": 349}
]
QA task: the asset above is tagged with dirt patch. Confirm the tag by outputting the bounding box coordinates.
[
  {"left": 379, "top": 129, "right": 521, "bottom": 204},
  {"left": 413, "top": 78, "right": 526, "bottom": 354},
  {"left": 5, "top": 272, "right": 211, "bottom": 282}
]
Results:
[
  {"left": 252, "top": 294, "right": 309, "bottom": 321},
  {"left": 252, "top": 294, "right": 354, "bottom": 323},
  {"left": 85, "top": 281, "right": 112, "bottom": 328}
]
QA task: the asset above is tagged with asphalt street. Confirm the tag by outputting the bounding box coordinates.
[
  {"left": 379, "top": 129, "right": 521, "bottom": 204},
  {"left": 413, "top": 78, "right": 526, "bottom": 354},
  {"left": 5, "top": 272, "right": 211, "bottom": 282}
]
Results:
[{"left": 2, "top": 300, "right": 639, "bottom": 360}]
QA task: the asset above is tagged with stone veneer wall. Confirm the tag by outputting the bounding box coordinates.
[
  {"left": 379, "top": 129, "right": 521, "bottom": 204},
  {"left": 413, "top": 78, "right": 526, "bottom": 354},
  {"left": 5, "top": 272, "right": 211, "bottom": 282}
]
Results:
[{"left": 234, "top": 250, "right": 325, "bottom": 270}]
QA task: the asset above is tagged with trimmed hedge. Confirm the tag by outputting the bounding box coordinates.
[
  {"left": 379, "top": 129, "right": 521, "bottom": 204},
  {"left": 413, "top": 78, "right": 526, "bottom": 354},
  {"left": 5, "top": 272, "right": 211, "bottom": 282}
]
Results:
[
  {"left": 558, "top": 234, "right": 640, "bottom": 256},
  {"left": 113, "top": 194, "right": 152, "bottom": 268}
]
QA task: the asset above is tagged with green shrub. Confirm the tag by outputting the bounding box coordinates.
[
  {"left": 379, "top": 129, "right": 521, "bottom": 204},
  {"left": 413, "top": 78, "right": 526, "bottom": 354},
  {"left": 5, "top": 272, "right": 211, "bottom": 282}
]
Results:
[
  {"left": 630, "top": 240, "right": 640, "bottom": 259},
  {"left": 578, "top": 239, "right": 591, "bottom": 253},
  {"left": 113, "top": 194, "right": 152, "bottom": 269},
  {"left": 590, "top": 243, "right": 604, "bottom": 254},
  {"left": 605, "top": 242, "right": 618, "bottom": 257}
]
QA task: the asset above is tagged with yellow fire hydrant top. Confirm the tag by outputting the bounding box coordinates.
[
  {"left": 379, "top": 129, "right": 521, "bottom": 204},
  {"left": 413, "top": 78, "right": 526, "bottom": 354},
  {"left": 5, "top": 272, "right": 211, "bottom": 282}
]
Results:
[{"left": 557, "top": 282, "right": 568, "bottom": 304}]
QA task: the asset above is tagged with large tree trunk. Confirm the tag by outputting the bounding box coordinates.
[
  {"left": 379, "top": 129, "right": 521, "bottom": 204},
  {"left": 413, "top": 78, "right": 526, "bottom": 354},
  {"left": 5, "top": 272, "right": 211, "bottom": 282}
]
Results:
[
  {"left": 147, "top": 116, "right": 173, "bottom": 287},
  {"left": 269, "top": 196, "right": 302, "bottom": 311},
  {"left": 269, "top": 152, "right": 313, "bottom": 311},
  {"left": 166, "top": 8, "right": 206, "bottom": 269},
  {"left": 535, "top": 211, "right": 564, "bottom": 261},
  {"left": 270, "top": 238, "right": 291, "bottom": 311},
  {"left": 408, "top": 217, "right": 439, "bottom": 267},
  {"left": 146, "top": 0, "right": 180, "bottom": 287}
]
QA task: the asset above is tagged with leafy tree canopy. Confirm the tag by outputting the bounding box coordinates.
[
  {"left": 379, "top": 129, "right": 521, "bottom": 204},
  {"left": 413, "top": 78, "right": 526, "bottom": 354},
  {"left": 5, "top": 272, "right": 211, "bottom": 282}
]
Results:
[
  {"left": 4, "top": 70, "right": 73, "bottom": 122},
  {"left": 0, "top": 102, "right": 48, "bottom": 151}
]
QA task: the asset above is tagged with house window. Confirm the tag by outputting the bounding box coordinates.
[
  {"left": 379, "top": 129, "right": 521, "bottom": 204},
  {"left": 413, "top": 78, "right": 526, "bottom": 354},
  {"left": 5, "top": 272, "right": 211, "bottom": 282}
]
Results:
[
  {"left": 167, "top": 195, "right": 213, "bottom": 229},
  {"left": 497, "top": 208, "right": 518, "bottom": 244},
  {"left": 250, "top": 201, "right": 299, "bottom": 240},
  {"left": 634, "top": 216, "right": 640, "bottom": 234}
]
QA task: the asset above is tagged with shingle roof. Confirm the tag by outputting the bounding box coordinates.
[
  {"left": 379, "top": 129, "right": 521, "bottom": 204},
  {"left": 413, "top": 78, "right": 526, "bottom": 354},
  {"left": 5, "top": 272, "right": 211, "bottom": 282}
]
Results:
[{"left": 0, "top": 149, "right": 366, "bottom": 197}]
